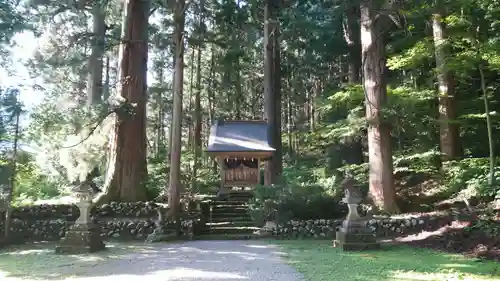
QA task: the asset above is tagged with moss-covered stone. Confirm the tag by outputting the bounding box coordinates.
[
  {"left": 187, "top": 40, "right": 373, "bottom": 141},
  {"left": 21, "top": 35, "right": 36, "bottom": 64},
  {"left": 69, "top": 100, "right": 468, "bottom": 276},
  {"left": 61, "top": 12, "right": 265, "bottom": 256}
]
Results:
[{"left": 55, "top": 223, "right": 105, "bottom": 254}]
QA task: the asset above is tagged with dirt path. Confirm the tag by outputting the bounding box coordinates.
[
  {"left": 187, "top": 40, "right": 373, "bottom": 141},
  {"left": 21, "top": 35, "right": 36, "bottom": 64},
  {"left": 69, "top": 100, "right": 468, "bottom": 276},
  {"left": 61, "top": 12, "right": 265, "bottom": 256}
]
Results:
[{"left": 0, "top": 240, "right": 303, "bottom": 281}]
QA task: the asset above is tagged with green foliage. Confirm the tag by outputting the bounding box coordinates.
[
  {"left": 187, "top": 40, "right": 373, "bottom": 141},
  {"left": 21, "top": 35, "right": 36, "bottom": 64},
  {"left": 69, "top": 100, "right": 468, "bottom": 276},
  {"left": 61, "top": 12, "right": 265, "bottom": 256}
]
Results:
[
  {"left": 249, "top": 184, "right": 346, "bottom": 226},
  {"left": 13, "top": 161, "right": 62, "bottom": 201},
  {"left": 443, "top": 158, "right": 500, "bottom": 200},
  {"left": 465, "top": 218, "right": 500, "bottom": 238}
]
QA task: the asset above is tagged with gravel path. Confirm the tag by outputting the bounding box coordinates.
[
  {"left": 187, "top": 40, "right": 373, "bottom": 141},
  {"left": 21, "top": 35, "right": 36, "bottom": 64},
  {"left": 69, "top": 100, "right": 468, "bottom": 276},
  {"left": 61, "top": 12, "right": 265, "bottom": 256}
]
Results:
[{"left": 4, "top": 240, "right": 304, "bottom": 281}]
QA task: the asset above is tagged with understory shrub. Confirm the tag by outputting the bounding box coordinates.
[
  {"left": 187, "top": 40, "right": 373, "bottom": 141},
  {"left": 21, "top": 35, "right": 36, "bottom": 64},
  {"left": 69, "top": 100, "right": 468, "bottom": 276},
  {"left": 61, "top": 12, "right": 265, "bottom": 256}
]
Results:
[
  {"left": 249, "top": 184, "right": 347, "bottom": 226},
  {"left": 443, "top": 157, "right": 500, "bottom": 201}
]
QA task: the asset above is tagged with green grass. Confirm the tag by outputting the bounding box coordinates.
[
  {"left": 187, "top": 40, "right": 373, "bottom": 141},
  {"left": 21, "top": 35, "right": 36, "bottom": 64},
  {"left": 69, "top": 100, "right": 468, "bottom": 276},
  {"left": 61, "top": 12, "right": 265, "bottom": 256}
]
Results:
[{"left": 273, "top": 240, "right": 500, "bottom": 281}]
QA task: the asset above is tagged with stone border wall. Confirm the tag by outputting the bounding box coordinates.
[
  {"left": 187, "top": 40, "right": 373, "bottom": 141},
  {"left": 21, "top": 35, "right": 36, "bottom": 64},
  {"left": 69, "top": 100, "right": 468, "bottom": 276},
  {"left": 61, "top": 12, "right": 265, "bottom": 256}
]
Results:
[
  {"left": 11, "top": 201, "right": 160, "bottom": 221},
  {"left": 271, "top": 213, "right": 454, "bottom": 239},
  {"left": 0, "top": 202, "right": 457, "bottom": 244},
  {"left": 0, "top": 217, "right": 202, "bottom": 243},
  {"left": 0, "top": 202, "right": 204, "bottom": 244}
]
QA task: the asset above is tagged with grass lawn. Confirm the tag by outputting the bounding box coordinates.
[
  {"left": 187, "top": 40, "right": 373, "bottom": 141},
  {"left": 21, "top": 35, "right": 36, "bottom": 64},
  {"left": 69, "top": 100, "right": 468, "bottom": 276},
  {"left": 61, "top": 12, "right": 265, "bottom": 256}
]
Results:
[{"left": 274, "top": 240, "right": 500, "bottom": 281}]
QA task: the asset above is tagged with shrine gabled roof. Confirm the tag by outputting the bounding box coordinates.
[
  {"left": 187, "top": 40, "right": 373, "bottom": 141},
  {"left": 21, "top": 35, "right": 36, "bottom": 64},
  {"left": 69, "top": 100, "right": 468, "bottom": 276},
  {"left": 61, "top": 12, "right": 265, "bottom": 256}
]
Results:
[{"left": 207, "top": 120, "right": 275, "bottom": 153}]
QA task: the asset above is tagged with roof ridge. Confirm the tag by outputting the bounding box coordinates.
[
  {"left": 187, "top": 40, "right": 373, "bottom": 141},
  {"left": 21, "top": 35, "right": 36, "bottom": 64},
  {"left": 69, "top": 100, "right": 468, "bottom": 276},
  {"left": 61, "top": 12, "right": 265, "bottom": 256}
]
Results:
[{"left": 217, "top": 119, "right": 267, "bottom": 125}]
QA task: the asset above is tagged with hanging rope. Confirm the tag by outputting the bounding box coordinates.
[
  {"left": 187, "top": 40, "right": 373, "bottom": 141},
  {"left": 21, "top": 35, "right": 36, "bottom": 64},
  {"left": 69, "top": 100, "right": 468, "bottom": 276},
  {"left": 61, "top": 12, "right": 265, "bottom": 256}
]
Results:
[{"left": 223, "top": 158, "right": 258, "bottom": 169}]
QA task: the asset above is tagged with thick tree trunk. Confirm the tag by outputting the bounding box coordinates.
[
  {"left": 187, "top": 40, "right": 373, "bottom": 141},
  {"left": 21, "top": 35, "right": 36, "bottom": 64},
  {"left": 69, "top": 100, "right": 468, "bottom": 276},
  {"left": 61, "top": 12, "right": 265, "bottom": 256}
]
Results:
[
  {"left": 263, "top": 0, "right": 282, "bottom": 185},
  {"left": 360, "top": 0, "right": 399, "bottom": 213},
  {"left": 432, "top": 12, "right": 461, "bottom": 161},
  {"left": 87, "top": 1, "right": 106, "bottom": 106},
  {"left": 98, "top": 0, "right": 149, "bottom": 204},
  {"left": 168, "top": 0, "right": 186, "bottom": 231}
]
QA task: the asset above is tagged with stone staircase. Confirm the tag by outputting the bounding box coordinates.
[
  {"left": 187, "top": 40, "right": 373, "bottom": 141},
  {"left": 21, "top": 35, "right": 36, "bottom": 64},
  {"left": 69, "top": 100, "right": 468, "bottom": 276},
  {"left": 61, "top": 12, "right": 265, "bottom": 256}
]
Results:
[{"left": 200, "top": 191, "right": 259, "bottom": 239}]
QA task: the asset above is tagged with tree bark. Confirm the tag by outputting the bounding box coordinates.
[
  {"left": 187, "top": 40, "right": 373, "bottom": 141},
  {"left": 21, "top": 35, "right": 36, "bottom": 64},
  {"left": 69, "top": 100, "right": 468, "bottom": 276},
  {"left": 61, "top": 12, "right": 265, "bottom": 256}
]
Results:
[
  {"left": 156, "top": 62, "right": 165, "bottom": 156},
  {"left": 478, "top": 66, "right": 495, "bottom": 185},
  {"left": 343, "top": 4, "right": 361, "bottom": 84},
  {"left": 168, "top": 0, "right": 187, "bottom": 230},
  {"left": 432, "top": 12, "right": 461, "bottom": 161},
  {"left": 192, "top": 0, "right": 205, "bottom": 193},
  {"left": 87, "top": 1, "right": 106, "bottom": 106},
  {"left": 98, "top": 0, "right": 150, "bottom": 204},
  {"left": 342, "top": 5, "right": 364, "bottom": 165},
  {"left": 103, "top": 55, "right": 110, "bottom": 103},
  {"left": 187, "top": 48, "right": 195, "bottom": 150},
  {"left": 4, "top": 97, "right": 20, "bottom": 240},
  {"left": 360, "top": 0, "right": 399, "bottom": 213},
  {"left": 263, "top": 0, "right": 282, "bottom": 185}
]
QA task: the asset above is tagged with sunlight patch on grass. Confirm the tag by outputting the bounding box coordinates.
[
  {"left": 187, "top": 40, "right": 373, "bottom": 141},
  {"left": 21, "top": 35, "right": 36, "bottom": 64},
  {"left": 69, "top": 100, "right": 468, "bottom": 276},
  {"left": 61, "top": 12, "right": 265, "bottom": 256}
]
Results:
[
  {"left": 273, "top": 240, "right": 500, "bottom": 281},
  {"left": 0, "top": 242, "right": 149, "bottom": 279},
  {"left": 391, "top": 270, "right": 494, "bottom": 281}
]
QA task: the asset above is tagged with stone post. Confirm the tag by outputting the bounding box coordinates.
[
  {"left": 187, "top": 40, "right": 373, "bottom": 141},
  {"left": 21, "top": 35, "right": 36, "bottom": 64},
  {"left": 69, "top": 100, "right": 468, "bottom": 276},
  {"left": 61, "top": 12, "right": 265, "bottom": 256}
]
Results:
[
  {"left": 333, "top": 177, "right": 379, "bottom": 251},
  {"left": 55, "top": 180, "right": 105, "bottom": 254}
]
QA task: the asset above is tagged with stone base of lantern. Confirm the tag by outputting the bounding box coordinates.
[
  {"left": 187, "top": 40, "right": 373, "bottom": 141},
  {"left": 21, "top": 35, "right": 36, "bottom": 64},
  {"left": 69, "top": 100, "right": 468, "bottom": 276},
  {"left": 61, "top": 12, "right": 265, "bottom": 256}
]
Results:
[
  {"left": 55, "top": 222, "right": 105, "bottom": 254},
  {"left": 333, "top": 219, "right": 379, "bottom": 251}
]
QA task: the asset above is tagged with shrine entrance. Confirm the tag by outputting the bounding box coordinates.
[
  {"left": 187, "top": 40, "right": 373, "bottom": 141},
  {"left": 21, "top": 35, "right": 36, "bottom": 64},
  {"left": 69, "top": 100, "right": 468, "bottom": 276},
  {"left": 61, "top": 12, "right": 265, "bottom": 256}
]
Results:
[{"left": 206, "top": 120, "right": 275, "bottom": 196}]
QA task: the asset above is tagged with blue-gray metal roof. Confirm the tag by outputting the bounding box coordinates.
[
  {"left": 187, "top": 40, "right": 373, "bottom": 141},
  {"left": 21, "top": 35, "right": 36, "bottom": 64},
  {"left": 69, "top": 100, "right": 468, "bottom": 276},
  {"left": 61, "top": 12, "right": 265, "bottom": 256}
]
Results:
[{"left": 207, "top": 120, "right": 275, "bottom": 152}]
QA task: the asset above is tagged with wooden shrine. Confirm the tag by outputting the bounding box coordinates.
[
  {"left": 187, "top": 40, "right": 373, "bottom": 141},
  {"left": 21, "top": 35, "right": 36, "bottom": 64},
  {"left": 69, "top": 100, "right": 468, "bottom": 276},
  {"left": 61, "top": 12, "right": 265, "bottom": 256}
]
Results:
[{"left": 206, "top": 120, "right": 275, "bottom": 188}]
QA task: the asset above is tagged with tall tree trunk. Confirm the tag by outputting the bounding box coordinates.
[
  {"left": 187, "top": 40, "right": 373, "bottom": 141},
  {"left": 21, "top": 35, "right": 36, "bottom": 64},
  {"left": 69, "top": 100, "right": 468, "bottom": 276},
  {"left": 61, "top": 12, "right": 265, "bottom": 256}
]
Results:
[
  {"left": 167, "top": 45, "right": 177, "bottom": 162},
  {"left": 87, "top": 1, "right": 106, "bottom": 106},
  {"left": 192, "top": 45, "right": 202, "bottom": 192},
  {"left": 103, "top": 55, "right": 110, "bottom": 103},
  {"left": 432, "top": 12, "right": 461, "bottom": 161},
  {"left": 207, "top": 43, "right": 215, "bottom": 124},
  {"left": 360, "top": 0, "right": 399, "bottom": 213},
  {"left": 156, "top": 64, "right": 165, "bottom": 156},
  {"left": 192, "top": 0, "right": 205, "bottom": 193},
  {"left": 343, "top": 4, "right": 361, "bottom": 84},
  {"left": 97, "top": 0, "right": 150, "bottom": 204},
  {"left": 478, "top": 66, "right": 495, "bottom": 185},
  {"left": 235, "top": 59, "right": 242, "bottom": 119},
  {"left": 187, "top": 48, "right": 195, "bottom": 150},
  {"left": 167, "top": 0, "right": 187, "bottom": 232},
  {"left": 4, "top": 98, "right": 20, "bottom": 240},
  {"left": 342, "top": 3, "right": 364, "bottom": 165},
  {"left": 263, "top": 0, "right": 282, "bottom": 185}
]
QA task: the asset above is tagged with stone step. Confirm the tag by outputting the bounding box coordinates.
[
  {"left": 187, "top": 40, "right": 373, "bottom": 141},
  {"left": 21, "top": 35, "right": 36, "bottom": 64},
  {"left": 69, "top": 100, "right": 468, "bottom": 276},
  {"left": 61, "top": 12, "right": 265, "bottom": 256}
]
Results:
[
  {"left": 212, "top": 205, "right": 248, "bottom": 214},
  {"left": 206, "top": 221, "right": 255, "bottom": 227},
  {"left": 211, "top": 201, "right": 249, "bottom": 206},
  {"left": 228, "top": 192, "right": 253, "bottom": 195},
  {"left": 195, "top": 234, "right": 259, "bottom": 240},
  {"left": 208, "top": 216, "right": 253, "bottom": 223},
  {"left": 201, "top": 226, "right": 260, "bottom": 235},
  {"left": 208, "top": 212, "right": 252, "bottom": 219},
  {"left": 227, "top": 195, "right": 253, "bottom": 200}
]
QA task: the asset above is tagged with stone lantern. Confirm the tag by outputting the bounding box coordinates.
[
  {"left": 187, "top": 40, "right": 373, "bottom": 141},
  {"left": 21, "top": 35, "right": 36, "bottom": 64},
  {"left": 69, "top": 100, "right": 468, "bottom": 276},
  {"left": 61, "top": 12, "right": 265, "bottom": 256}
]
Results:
[
  {"left": 333, "top": 177, "right": 379, "bottom": 251},
  {"left": 55, "top": 179, "right": 105, "bottom": 254}
]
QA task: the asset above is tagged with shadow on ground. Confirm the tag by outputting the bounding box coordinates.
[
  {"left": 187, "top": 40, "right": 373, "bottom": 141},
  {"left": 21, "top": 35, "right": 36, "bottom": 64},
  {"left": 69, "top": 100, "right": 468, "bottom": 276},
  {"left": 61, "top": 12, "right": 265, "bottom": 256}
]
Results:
[
  {"left": 275, "top": 240, "right": 500, "bottom": 281},
  {"left": 395, "top": 220, "right": 500, "bottom": 262},
  {"left": 0, "top": 240, "right": 300, "bottom": 281}
]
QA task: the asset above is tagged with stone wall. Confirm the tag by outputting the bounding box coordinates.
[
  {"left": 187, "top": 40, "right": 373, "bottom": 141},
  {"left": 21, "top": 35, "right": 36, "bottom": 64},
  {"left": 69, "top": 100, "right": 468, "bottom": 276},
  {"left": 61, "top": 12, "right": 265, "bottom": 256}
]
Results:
[
  {"left": 0, "top": 202, "right": 458, "bottom": 244},
  {"left": 271, "top": 213, "right": 453, "bottom": 239},
  {"left": 0, "top": 202, "right": 203, "bottom": 244}
]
